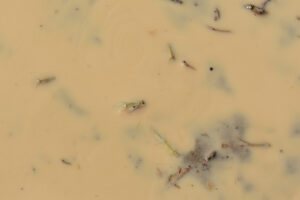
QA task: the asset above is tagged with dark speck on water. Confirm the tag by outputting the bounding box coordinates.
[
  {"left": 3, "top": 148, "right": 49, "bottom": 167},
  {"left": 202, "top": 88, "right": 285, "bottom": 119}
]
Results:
[
  {"left": 280, "top": 149, "right": 284, "bottom": 153},
  {"left": 128, "top": 154, "right": 143, "bottom": 169},
  {"left": 244, "top": 183, "right": 254, "bottom": 192},
  {"left": 93, "top": 133, "right": 100, "bottom": 141},
  {"left": 285, "top": 158, "right": 299, "bottom": 174},
  {"left": 89, "top": 0, "right": 98, "bottom": 5},
  {"left": 92, "top": 36, "right": 101, "bottom": 44},
  {"left": 32, "top": 167, "right": 37, "bottom": 173},
  {"left": 135, "top": 158, "right": 143, "bottom": 169},
  {"left": 291, "top": 121, "right": 300, "bottom": 136},
  {"left": 91, "top": 127, "right": 101, "bottom": 141},
  {"left": 217, "top": 114, "right": 248, "bottom": 140},
  {"left": 207, "top": 66, "right": 232, "bottom": 92}
]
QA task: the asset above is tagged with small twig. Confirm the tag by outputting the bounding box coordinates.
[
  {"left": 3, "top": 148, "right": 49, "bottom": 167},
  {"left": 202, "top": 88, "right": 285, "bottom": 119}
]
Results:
[
  {"left": 214, "top": 8, "right": 221, "bottom": 21},
  {"left": 261, "top": 0, "right": 272, "bottom": 9},
  {"left": 61, "top": 159, "right": 72, "bottom": 165},
  {"left": 181, "top": 60, "right": 197, "bottom": 70},
  {"left": 207, "top": 25, "right": 232, "bottom": 33},
  {"left": 206, "top": 182, "right": 215, "bottom": 190},
  {"left": 204, "top": 151, "right": 217, "bottom": 162},
  {"left": 151, "top": 127, "right": 180, "bottom": 157},
  {"left": 168, "top": 44, "right": 176, "bottom": 61},
  {"left": 36, "top": 76, "right": 56, "bottom": 86},
  {"left": 221, "top": 143, "right": 245, "bottom": 150},
  {"left": 237, "top": 138, "right": 271, "bottom": 147},
  {"left": 168, "top": 166, "right": 191, "bottom": 186},
  {"left": 56, "top": 89, "right": 87, "bottom": 115},
  {"left": 169, "top": 0, "right": 183, "bottom": 5},
  {"left": 156, "top": 168, "right": 163, "bottom": 177}
]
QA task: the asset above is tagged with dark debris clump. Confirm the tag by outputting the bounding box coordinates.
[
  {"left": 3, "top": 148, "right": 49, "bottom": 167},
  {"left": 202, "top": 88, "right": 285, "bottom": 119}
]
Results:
[{"left": 166, "top": 114, "right": 272, "bottom": 188}]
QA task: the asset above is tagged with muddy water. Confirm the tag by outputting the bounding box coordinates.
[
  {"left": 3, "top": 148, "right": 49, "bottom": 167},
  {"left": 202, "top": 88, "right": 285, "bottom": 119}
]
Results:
[{"left": 0, "top": 0, "right": 299, "bottom": 199}]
